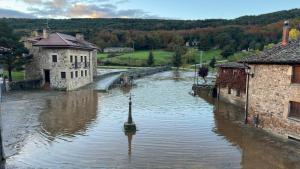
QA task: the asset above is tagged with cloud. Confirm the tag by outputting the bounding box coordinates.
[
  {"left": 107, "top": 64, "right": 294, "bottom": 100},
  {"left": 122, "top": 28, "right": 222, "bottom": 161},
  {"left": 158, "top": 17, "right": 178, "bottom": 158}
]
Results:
[
  {"left": 18, "top": 0, "right": 163, "bottom": 19},
  {"left": 0, "top": 0, "right": 165, "bottom": 19},
  {"left": 0, "top": 8, "right": 36, "bottom": 18},
  {"left": 116, "top": 0, "right": 130, "bottom": 4}
]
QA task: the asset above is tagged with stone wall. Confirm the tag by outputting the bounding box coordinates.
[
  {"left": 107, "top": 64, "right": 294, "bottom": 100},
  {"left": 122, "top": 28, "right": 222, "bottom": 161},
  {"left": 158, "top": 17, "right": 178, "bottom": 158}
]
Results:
[
  {"left": 7, "top": 79, "right": 42, "bottom": 91},
  {"left": 25, "top": 47, "right": 95, "bottom": 91},
  {"left": 25, "top": 46, "right": 42, "bottom": 80},
  {"left": 219, "top": 87, "right": 245, "bottom": 108},
  {"left": 91, "top": 49, "right": 98, "bottom": 77},
  {"left": 248, "top": 64, "right": 300, "bottom": 138}
]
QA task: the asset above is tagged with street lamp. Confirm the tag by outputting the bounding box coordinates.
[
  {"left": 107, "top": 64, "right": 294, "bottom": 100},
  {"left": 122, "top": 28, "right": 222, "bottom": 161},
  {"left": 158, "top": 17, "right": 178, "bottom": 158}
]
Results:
[{"left": 244, "top": 66, "right": 253, "bottom": 124}]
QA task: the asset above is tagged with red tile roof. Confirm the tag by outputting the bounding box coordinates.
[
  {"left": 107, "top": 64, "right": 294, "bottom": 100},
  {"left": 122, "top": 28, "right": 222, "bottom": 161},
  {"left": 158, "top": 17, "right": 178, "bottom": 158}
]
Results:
[{"left": 33, "top": 33, "right": 98, "bottom": 50}]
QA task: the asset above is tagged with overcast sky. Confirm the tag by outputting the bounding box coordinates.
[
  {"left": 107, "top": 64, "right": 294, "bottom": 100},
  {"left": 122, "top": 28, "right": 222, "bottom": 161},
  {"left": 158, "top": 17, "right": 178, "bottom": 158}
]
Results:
[{"left": 0, "top": 0, "right": 300, "bottom": 19}]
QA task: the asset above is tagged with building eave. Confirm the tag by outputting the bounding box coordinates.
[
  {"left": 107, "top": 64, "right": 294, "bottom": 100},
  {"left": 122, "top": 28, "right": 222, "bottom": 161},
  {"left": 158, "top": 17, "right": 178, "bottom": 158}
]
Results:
[{"left": 32, "top": 45, "right": 97, "bottom": 51}]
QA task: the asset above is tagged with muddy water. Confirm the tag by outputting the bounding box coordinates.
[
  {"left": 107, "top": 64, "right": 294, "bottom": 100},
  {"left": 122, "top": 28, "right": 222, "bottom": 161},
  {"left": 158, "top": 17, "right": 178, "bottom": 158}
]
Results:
[{"left": 1, "top": 71, "right": 300, "bottom": 169}]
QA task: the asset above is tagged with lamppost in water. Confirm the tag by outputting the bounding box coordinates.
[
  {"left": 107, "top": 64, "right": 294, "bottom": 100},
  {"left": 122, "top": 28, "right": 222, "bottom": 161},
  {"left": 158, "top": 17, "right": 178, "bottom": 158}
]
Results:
[{"left": 124, "top": 94, "right": 136, "bottom": 132}]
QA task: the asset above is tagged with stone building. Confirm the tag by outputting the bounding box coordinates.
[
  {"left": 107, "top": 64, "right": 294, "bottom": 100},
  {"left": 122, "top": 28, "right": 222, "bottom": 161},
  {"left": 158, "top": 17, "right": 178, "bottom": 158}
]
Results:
[
  {"left": 242, "top": 21, "right": 300, "bottom": 139},
  {"left": 216, "top": 62, "right": 247, "bottom": 107},
  {"left": 25, "top": 30, "right": 98, "bottom": 90}
]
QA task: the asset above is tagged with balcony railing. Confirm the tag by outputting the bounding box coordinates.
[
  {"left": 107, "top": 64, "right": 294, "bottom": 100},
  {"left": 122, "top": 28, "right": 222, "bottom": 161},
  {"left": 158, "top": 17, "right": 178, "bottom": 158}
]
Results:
[{"left": 71, "top": 62, "right": 90, "bottom": 69}]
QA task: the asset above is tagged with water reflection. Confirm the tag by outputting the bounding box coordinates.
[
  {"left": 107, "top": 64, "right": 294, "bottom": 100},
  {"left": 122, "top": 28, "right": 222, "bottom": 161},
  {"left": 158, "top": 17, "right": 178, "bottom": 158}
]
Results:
[
  {"left": 120, "top": 85, "right": 134, "bottom": 94},
  {"left": 39, "top": 90, "right": 98, "bottom": 138},
  {"left": 172, "top": 70, "right": 182, "bottom": 81},
  {"left": 124, "top": 130, "right": 136, "bottom": 156},
  {"left": 198, "top": 92, "right": 300, "bottom": 169},
  {"left": 214, "top": 102, "right": 300, "bottom": 169}
]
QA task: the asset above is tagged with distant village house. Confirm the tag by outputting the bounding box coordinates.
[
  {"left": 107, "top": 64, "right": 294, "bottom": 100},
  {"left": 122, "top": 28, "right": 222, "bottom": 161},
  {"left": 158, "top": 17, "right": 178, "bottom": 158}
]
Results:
[
  {"left": 24, "top": 29, "right": 99, "bottom": 91},
  {"left": 216, "top": 62, "right": 248, "bottom": 107}
]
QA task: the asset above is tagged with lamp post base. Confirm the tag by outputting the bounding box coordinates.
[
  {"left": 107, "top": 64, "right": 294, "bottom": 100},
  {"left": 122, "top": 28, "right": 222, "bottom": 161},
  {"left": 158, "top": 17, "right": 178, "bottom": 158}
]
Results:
[{"left": 124, "top": 122, "right": 136, "bottom": 132}]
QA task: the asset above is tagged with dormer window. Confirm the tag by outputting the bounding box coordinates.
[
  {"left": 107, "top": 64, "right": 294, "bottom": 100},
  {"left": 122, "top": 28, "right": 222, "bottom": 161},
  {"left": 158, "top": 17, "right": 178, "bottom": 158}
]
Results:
[{"left": 292, "top": 66, "right": 300, "bottom": 83}]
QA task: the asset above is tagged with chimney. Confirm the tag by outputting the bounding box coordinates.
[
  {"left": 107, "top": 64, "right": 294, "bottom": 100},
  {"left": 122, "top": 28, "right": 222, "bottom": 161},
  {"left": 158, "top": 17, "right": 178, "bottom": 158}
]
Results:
[
  {"left": 43, "top": 28, "right": 48, "bottom": 39},
  {"left": 282, "top": 20, "right": 290, "bottom": 46},
  {"left": 76, "top": 33, "right": 84, "bottom": 42}
]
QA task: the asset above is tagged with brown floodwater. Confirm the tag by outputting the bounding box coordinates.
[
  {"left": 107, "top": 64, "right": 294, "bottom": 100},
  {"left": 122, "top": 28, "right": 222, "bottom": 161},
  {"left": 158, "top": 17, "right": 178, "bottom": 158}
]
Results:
[{"left": 1, "top": 71, "right": 300, "bottom": 169}]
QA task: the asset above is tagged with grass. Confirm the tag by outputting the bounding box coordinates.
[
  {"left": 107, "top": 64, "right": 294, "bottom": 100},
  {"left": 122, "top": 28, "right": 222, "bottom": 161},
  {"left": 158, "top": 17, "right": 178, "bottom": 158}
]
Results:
[
  {"left": 3, "top": 71, "right": 25, "bottom": 81},
  {"left": 98, "top": 48, "right": 255, "bottom": 67},
  {"left": 98, "top": 50, "right": 174, "bottom": 66},
  {"left": 194, "top": 49, "right": 223, "bottom": 64},
  {"left": 227, "top": 50, "right": 258, "bottom": 62}
]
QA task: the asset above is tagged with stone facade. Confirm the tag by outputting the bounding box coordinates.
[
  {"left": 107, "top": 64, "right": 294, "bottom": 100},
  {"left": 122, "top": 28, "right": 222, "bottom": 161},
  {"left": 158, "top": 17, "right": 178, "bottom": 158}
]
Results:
[
  {"left": 26, "top": 47, "right": 96, "bottom": 91},
  {"left": 248, "top": 64, "right": 300, "bottom": 138}
]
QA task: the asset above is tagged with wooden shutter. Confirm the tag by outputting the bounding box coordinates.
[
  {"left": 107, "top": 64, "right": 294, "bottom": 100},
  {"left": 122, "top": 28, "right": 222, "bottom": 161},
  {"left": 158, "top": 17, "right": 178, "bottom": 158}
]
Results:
[
  {"left": 290, "top": 101, "right": 300, "bottom": 119},
  {"left": 292, "top": 66, "right": 300, "bottom": 83}
]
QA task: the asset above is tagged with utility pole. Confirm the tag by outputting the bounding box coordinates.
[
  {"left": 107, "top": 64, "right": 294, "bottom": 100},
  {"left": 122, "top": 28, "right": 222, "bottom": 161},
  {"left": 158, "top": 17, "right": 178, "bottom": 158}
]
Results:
[
  {"left": 200, "top": 50, "right": 203, "bottom": 67},
  {"left": 245, "top": 70, "right": 250, "bottom": 124},
  {"left": 0, "top": 81, "right": 4, "bottom": 161},
  {"left": 197, "top": 50, "right": 203, "bottom": 85},
  {"left": 132, "top": 41, "right": 135, "bottom": 51},
  {"left": 194, "top": 52, "right": 196, "bottom": 85}
]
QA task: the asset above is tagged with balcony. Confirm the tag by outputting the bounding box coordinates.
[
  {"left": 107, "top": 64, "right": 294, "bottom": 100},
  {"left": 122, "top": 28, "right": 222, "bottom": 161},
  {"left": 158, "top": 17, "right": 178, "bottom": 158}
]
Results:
[{"left": 71, "top": 62, "right": 90, "bottom": 69}]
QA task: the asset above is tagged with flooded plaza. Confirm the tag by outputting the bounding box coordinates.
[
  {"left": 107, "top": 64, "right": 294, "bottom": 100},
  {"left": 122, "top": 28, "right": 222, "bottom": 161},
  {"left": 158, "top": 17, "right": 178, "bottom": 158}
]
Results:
[{"left": 1, "top": 71, "right": 300, "bottom": 169}]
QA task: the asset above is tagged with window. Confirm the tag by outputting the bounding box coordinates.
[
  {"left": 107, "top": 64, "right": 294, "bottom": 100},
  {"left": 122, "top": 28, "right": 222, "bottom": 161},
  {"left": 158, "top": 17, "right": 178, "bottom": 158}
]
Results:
[
  {"left": 85, "top": 70, "right": 87, "bottom": 76},
  {"left": 70, "top": 55, "right": 73, "bottom": 62},
  {"left": 71, "top": 72, "right": 74, "bottom": 79},
  {"left": 75, "top": 71, "right": 78, "bottom": 78},
  {"left": 81, "top": 70, "right": 83, "bottom": 77},
  {"left": 52, "top": 55, "right": 57, "bottom": 62},
  {"left": 289, "top": 101, "right": 300, "bottom": 120},
  {"left": 84, "top": 56, "right": 87, "bottom": 67},
  {"left": 292, "top": 66, "right": 300, "bottom": 83},
  {"left": 61, "top": 72, "right": 66, "bottom": 79},
  {"left": 75, "top": 56, "right": 78, "bottom": 68},
  {"left": 81, "top": 56, "right": 83, "bottom": 62},
  {"left": 228, "top": 87, "right": 232, "bottom": 94}
]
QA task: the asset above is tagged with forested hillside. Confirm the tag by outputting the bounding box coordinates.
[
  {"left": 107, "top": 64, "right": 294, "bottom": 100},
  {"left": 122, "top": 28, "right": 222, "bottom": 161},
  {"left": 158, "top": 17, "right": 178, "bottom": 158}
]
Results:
[{"left": 1, "top": 8, "right": 300, "bottom": 56}]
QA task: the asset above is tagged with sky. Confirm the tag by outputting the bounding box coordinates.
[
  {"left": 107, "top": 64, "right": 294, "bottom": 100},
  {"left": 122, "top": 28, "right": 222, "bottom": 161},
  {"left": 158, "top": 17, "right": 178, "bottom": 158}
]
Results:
[{"left": 0, "top": 0, "right": 300, "bottom": 20}]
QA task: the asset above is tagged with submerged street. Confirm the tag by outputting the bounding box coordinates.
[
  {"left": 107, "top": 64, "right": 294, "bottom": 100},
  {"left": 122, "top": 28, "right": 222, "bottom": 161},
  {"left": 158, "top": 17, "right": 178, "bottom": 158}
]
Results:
[{"left": 1, "top": 71, "right": 300, "bottom": 169}]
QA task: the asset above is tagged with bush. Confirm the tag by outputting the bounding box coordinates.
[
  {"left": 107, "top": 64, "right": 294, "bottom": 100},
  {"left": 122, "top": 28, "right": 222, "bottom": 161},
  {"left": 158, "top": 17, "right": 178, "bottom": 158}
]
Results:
[{"left": 198, "top": 66, "right": 209, "bottom": 83}]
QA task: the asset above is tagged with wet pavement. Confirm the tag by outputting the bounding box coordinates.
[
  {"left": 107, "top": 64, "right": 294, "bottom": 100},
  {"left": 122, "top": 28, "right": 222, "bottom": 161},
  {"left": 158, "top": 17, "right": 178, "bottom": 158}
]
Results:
[{"left": 1, "top": 71, "right": 300, "bottom": 169}]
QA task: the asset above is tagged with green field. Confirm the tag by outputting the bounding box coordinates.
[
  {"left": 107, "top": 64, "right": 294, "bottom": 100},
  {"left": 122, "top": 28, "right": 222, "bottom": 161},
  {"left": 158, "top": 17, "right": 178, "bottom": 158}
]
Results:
[
  {"left": 3, "top": 71, "right": 25, "bottom": 81},
  {"left": 98, "top": 48, "right": 254, "bottom": 67},
  {"left": 98, "top": 50, "right": 174, "bottom": 66},
  {"left": 194, "top": 49, "right": 223, "bottom": 63}
]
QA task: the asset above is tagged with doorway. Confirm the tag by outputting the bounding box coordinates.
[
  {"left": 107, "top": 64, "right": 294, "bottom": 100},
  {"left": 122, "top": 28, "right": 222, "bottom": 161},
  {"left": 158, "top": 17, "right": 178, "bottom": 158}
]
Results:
[{"left": 44, "top": 69, "right": 50, "bottom": 84}]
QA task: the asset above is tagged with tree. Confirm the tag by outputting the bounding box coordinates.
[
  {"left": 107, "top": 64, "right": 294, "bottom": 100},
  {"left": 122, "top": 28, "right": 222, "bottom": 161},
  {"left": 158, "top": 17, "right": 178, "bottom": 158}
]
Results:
[
  {"left": 221, "top": 45, "right": 235, "bottom": 58},
  {"left": 198, "top": 66, "right": 209, "bottom": 83},
  {"left": 209, "top": 57, "right": 216, "bottom": 68},
  {"left": 182, "top": 48, "right": 197, "bottom": 64},
  {"left": 173, "top": 46, "right": 183, "bottom": 69},
  {"left": 147, "top": 51, "right": 155, "bottom": 66},
  {"left": 0, "top": 21, "right": 32, "bottom": 82},
  {"left": 289, "top": 28, "right": 300, "bottom": 40}
]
